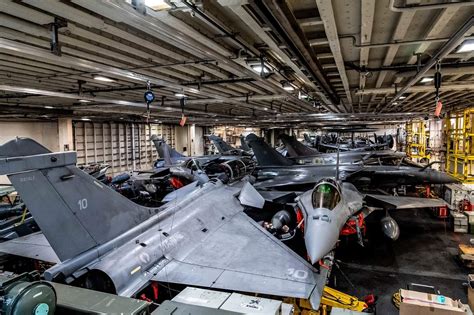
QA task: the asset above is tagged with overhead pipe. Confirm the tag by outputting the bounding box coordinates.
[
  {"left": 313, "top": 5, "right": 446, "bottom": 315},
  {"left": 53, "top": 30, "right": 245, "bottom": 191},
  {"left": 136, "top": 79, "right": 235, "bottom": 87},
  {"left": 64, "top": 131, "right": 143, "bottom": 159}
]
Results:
[
  {"left": 396, "top": 66, "right": 474, "bottom": 78},
  {"left": 239, "top": 0, "right": 341, "bottom": 109},
  {"left": 0, "top": 77, "right": 257, "bottom": 99},
  {"left": 87, "top": 0, "right": 313, "bottom": 113},
  {"left": 390, "top": 0, "right": 474, "bottom": 12},
  {"left": 0, "top": 39, "right": 279, "bottom": 113},
  {"left": 356, "top": 83, "right": 474, "bottom": 95},
  {"left": 346, "top": 60, "right": 474, "bottom": 73},
  {"left": 180, "top": 0, "right": 257, "bottom": 56},
  {"left": 342, "top": 34, "right": 474, "bottom": 49},
  {"left": 0, "top": 85, "right": 235, "bottom": 117},
  {"left": 381, "top": 16, "right": 474, "bottom": 112},
  {"left": 214, "top": 0, "right": 333, "bottom": 111}
]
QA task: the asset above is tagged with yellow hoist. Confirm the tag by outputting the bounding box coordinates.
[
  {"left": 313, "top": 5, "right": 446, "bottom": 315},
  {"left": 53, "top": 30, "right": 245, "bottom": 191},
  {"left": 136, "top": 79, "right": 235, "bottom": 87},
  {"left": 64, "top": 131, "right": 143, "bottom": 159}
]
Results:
[{"left": 284, "top": 286, "right": 369, "bottom": 314}]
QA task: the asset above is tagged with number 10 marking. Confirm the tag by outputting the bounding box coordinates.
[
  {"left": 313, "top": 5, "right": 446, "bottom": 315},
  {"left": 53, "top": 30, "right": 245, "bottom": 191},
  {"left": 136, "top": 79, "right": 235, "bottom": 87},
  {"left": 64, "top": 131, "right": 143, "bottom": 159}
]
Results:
[{"left": 78, "top": 198, "right": 88, "bottom": 210}]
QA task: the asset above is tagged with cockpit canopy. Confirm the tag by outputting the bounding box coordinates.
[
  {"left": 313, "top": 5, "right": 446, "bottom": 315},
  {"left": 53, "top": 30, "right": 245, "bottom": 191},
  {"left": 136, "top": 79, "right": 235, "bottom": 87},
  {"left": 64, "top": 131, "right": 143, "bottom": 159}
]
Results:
[{"left": 311, "top": 178, "right": 341, "bottom": 210}]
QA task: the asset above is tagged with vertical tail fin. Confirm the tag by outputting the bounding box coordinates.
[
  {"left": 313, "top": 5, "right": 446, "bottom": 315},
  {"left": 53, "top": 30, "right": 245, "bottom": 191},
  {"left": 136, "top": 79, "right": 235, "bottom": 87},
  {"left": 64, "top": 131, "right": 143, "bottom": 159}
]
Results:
[
  {"left": 0, "top": 138, "right": 154, "bottom": 261},
  {"left": 150, "top": 135, "right": 184, "bottom": 165},
  {"left": 279, "top": 134, "right": 318, "bottom": 157},
  {"left": 303, "top": 133, "right": 312, "bottom": 144},
  {"left": 240, "top": 135, "right": 251, "bottom": 152},
  {"left": 245, "top": 134, "right": 294, "bottom": 166},
  {"left": 207, "top": 135, "right": 235, "bottom": 154}
]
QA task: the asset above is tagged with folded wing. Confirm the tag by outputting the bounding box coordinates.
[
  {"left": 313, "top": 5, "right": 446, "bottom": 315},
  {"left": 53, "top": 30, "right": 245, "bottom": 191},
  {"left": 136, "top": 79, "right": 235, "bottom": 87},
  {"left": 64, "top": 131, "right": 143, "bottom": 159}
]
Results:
[{"left": 153, "top": 212, "right": 328, "bottom": 309}]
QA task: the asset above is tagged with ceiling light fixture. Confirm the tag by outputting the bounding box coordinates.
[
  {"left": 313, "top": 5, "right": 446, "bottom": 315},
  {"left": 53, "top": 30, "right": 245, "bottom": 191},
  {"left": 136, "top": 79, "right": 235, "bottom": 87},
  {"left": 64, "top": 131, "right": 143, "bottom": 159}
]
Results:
[
  {"left": 174, "top": 93, "right": 186, "bottom": 98},
  {"left": 298, "top": 91, "right": 309, "bottom": 99},
  {"left": 251, "top": 65, "right": 270, "bottom": 74},
  {"left": 399, "top": 96, "right": 406, "bottom": 100},
  {"left": 282, "top": 81, "right": 295, "bottom": 91},
  {"left": 44, "top": 106, "right": 54, "bottom": 109},
  {"left": 81, "top": 118, "right": 91, "bottom": 121},
  {"left": 144, "top": 0, "right": 171, "bottom": 10},
  {"left": 457, "top": 39, "right": 474, "bottom": 53},
  {"left": 93, "top": 75, "right": 116, "bottom": 82},
  {"left": 78, "top": 99, "right": 91, "bottom": 103},
  {"left": 420, "top": 77, "right": 434, "bottom": 83}
]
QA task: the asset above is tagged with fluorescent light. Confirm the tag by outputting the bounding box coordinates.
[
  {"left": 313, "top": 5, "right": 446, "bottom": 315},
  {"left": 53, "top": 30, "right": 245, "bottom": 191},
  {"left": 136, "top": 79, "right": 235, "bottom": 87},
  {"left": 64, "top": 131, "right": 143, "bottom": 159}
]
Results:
[
  {"left": 420, "top": 77, "right": 434, "bottom": 83},
  {"left": 393, "top": 102, "right": 398, "bottom": 105},
  {"left": 93, "top": 75, "right": 116, "bottom": 82},
  {"left": 81, "top": 118, "right": 91, "bottom": 121},
  {"left": 298, "top": 91, "right": 308, "bottom": 99},
  {"left": 44, "top": 106, "right": 53, "bottom": 109},
  {"left": 78, "top": 99, "right": 91, "bottom": 103},
  {"left": 282, "top": 81, "right": 295, "bottom": 91},
  {"left": 399, "top": 96, "right": 406, "bottom": 99},
  {"left": 264, "top": 107, "right": 268, "bottom": 111},
  {"left": 457, "top": 40, "right": 474, "bottom": 53},
  {"left": 174, "top": 93, "right": 186, "bottom": 98},
  {"left": 145, "top": 0, "right": 171, "bottom": 10},
  {"left": 251, "top": 65, "right": 269, "bottom": 74}
]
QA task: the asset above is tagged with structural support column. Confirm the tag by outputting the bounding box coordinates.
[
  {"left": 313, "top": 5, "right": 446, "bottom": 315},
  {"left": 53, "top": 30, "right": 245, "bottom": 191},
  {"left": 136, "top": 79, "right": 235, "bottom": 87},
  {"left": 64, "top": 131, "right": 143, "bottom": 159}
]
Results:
[{"left": 58, "top": 118, "right": 73, "bottom": 152}]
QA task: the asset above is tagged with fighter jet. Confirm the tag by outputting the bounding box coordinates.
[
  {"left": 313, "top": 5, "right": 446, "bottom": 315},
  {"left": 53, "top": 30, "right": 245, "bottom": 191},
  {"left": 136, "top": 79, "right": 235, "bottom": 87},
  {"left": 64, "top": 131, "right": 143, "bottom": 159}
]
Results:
[
  {"left": 246, "top": 133, "right": 457, "bottom": 191},
  {"left": 315, "top": 132, "right": 394, "bottom": 153},
  {"left": 0, "top": 137, "right": 329, "bottom": 309},
  {"left": 278, "top": 134, "right": 407, "bottom": 165},
  {"left": 151, "top": 135, "right": 255, "bottom": 182},
  {"left": 281, "top": 178, "right": 448, "bottom": 264}
]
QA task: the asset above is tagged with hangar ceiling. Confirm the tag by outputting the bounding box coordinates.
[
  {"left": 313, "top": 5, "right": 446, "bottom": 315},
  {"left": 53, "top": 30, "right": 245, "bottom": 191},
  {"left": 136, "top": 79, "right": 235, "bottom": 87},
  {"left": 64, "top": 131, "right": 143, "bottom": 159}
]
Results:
[{"left": 0, "top": 0, "right": 473, "bottom": 127}]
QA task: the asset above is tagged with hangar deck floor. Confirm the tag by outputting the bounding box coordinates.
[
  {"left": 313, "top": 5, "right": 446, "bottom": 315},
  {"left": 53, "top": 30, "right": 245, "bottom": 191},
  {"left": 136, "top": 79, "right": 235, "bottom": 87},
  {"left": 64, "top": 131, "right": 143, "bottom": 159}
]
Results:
[{"left": 333, "top": 209, "right": 471, "bottom": 314}]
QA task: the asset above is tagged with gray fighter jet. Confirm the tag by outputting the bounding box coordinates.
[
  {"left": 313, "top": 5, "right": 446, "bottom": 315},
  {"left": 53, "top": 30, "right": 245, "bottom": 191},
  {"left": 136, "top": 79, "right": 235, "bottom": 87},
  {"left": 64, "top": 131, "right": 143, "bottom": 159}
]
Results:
[
  {"left": 315, "top": 132, "right": 394, "bottom": 153},
  {"left": 246, "top": 134, "right": 457, "bottom": 190},
  {"left": 278, "top": 134, "right": 406, "bottom": 165},
  {"left": 294, "top": 178, "right": 447, "bottom": 264},
  {"left": 0, "top": 137, "right": 328, "bottom": 309},
  {"left": 151, "top": 135, "right": 255, "bottom": 182}
]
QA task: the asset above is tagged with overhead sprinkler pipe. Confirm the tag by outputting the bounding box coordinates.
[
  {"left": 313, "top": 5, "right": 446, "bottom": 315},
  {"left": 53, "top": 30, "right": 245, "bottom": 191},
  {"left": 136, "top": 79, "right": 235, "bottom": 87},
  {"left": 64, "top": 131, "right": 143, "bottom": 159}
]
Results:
[{"left": 389, "top": 0, "right": 474, "bottom": 12}]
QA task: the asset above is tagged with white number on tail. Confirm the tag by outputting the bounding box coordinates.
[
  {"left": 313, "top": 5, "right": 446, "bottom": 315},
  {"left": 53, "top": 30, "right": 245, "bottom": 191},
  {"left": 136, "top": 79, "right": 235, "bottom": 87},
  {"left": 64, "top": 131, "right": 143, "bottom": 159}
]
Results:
[
  {"left": 287, "top": 268, "right": 308, "bottom": 279},
  {"left": 78, "top": 198, "right": 88, "bottom": 210}
]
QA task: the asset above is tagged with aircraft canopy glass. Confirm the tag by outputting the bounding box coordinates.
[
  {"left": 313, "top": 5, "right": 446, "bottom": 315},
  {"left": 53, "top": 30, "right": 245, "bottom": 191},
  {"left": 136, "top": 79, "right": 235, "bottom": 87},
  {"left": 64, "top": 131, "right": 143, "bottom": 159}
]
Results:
[{"left": 311, "top": 181, "right": 341, "bottom": 210}]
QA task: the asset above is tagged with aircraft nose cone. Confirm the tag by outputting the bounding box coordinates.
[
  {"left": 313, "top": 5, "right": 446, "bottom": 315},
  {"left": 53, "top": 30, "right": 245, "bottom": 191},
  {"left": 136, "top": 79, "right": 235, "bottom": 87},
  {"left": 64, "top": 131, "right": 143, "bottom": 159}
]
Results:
[{"left": 304, "top": 217, "right": 340, "bottom": 265}]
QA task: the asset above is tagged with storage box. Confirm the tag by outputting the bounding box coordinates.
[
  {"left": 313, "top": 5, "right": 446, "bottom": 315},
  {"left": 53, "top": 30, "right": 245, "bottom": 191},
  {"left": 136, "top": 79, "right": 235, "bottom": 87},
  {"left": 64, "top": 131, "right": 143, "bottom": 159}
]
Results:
[
  {"left": 220, "top": 293, "right": 282, "bottom": 314},
  {"left": 172, "top": 287, "right": 231, "bottom": 309},
  {"left": 399, "top": 289, "right": 467, "bottom": 315},
  {"left": 172, "top": 288, "right": 293, "bottom": 315}
]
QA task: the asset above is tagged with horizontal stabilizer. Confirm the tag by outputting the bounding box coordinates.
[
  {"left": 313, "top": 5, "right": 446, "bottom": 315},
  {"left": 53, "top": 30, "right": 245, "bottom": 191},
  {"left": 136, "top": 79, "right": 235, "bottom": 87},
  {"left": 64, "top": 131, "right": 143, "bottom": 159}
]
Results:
[{"left": 0, "top": 232, "right": 59, "bottom": 263}]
